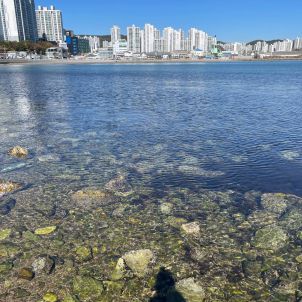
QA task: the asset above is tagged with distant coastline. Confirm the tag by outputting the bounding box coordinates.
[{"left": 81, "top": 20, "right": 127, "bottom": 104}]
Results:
[{"left": 1, "top": 57, "right": 302, "bottom": 65}]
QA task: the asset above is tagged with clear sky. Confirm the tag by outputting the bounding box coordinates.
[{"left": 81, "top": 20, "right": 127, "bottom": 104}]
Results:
[{"left": 37, "top": 0, "right": 302, "bottom": 42}]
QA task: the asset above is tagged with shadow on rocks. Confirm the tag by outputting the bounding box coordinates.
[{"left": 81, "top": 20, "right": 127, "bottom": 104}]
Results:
[{"left": 150, "top": 267, "right": 186, "bottom": 302}]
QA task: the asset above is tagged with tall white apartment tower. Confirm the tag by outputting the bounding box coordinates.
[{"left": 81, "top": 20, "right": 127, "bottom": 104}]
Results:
[
  {"left": 111, "top": 25, "right": 120, "bottom": 43},
  {"left": 163, "top": 27, "right": 174, "bottom": 52},
  {"left": 143, "top": 23, "right": 155, "bottom": 53},
  {"left": 36, "top": 5, "right": 63, "bottom": 42},
  {"left": 0, "top": 0, "right": 37, "bottom": 41},
  {"left": 127, "top": 25, "right": 141, "bottom": 53}
]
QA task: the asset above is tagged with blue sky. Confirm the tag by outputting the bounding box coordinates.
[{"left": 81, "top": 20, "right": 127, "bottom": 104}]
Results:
[{"left": 37, "top": 0, "right": 302, "bottom": 42}]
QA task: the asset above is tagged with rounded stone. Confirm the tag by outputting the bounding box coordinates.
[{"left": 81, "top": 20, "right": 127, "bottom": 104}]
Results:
[{"left": 18, "top": 267, "right": 35, "bottom": 280}]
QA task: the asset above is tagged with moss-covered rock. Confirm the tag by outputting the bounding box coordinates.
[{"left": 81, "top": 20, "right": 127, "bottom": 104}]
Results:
[
  {"left": 43, "top": 292, "right": 58, "bottom": 302},
  {"left": 0, "top": 243, "right": 20, "bottom": 258},
  {"left": 72, "top": 276, "right": 104, "bottom": 302},
  {"left": 75, "top": 246, "right": 92, "bottom": 262},
  {"left": 252, "top": 225, "right": 288, "bottom": 251}
]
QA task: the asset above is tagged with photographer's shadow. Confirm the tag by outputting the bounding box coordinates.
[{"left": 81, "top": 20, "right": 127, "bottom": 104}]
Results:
[{"left": 150, "top": 267, "right": 186, "bottom": 302}]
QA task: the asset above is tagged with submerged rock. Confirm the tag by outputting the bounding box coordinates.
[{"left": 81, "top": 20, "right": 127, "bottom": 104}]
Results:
[
  {"left": 0, "top": 180, "right": 22, "bottom": 196},
  {"left": 181, "top": 222, "right": 200, "bottom": 236},
  {"left": 0, "top": 198, "right": 16, "bottom": 215},
  {"left": 178, "top": 165, "right": 224, "bottom": 177},
  {"left": 252, "top": 225, "right": 288, "bottom": 251},
  {"left": 34, "top": 226, "right": 57, "bottom": 235},
  {"left": 72, "top": 189, "right": 117, "bottom": 208},
  {"left": 0, "top": 229, "right": 12, "bottom": 241},
  {"left": 72, "top": 276, "right": 104, "bottom": 302},
  {"left": 280, "top": 150, "right": 300, "bottom": 161},
  {"left": 18, "top": 267, "right": 35, "bottom": 280},
  {"left": 122, "top": 249, "right": 154, "bottom": 277},
  {"left": 160, "top": 202, "right": 173, "bottom": 215},
  {"left": 261, "top": 193, "right": 288, "bottom": 215},
  {"left": 8, "top": 146, "right": 28, "bottom": 158},
  {"left": 280, "top": 208, "right": 302, "bottom": 231},
  {"left": 32, "top": 255, "right": 55, "bottom": 275},
  {"left": 175, "top": 278, "right": 205, "bottom": 302},
  {"left": 105, "top": 175, "right": 133, "bottom": 197}
]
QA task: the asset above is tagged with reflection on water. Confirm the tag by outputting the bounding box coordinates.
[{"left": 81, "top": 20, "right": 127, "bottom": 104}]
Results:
[{"left": 0, "top": 61, "right": 302, "bottom": 301}]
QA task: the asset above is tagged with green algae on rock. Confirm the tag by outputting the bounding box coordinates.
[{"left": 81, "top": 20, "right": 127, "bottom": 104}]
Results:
[
  {"left": 252, "top": 224, "right": 288, "bottom": 251},
  {"left": 75, "top": 246, "right": 93, "bottom": 262},
  {"left": 43, "top": 292, "right": 58, "bottom": 302},
  {"left": 0, "top": 229, "right": 11, "bottom": 241},
  {"left": 72, "top": 276, "right": 104, "bottom": 302},
  {"left": 34, "top": 226, "right": 57, "bottom": 235}
]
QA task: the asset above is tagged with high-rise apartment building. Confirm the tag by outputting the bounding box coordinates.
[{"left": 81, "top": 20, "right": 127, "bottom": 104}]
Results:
[
  {"left": 36, "top": 6, "right": 63, "bottom": 42},
  {"left": 127, "top": 25, "right": 141, "bottom": 53},
  {"left": 189, "top": 28, "right": 208, "bottom": 51},
  {"left": 111, "top": 25, "right": 120, "bottom": 43},
  {"left": 0, "top": 0, "right": 37, "bottom": 41},
  {"left": 143, "top": 23, "right": 155, "bottom": 53}
]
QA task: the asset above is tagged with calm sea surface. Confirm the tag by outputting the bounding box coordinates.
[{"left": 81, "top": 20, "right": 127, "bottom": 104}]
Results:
[{"left": 1, "top": 61, "right": 302, "bottom": 301}]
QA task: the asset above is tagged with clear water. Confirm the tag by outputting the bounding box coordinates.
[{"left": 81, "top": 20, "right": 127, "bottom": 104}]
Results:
[{"left": 1, "top": 61, "right": 302, "bottom": 301}]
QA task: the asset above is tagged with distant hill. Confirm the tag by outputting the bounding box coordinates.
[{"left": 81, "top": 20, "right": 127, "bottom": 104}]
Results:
[{"left": 247, "top": 39, "right": 283, "bottom": 46}]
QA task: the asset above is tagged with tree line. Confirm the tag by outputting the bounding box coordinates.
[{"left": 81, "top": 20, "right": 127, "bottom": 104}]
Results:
[{"left": 0, "top": 41, "right": 54, "bottom": 53}]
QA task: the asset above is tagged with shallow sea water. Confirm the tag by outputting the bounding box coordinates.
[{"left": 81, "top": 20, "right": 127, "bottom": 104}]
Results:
[{"left": 0, "top": 61, "right": 302, "bottom": 301}]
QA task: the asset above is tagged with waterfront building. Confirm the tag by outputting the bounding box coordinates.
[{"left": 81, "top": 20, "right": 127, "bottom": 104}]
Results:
[
  {"left": 111, "top": 25, "right": 120, "bottom": 43},
  {"left": 77, "top": 35, "right": 100, "bottom": 52},
  {"left": 0, "top": 0, "right": 37, "bottom": 41},
  {"left": 36, "top": 5, "right": 63, "bottom": 42},
  {"left": 113, "top": 39, "right": 128, "bottom": 56},
  {"left": 78, "top": 38, "right": 90, "bottom": 54},
  {"left": 294, "top": 37, "right": 302, "bottom": 50},
  {"left": 65, "top": 30, "right": 78, "bottom": 56},
  {"left": 127, "top": 25, "right": 141, "bottom": 53}
]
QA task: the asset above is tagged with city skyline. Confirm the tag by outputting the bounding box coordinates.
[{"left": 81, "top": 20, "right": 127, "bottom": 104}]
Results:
[{"left": 35, "top": 0, "right": 302, "bottom": 42}]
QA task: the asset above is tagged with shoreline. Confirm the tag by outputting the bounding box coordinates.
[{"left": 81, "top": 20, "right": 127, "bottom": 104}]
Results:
[{"left": 1, "top": 56, "right": 302, "bottom": 66}]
